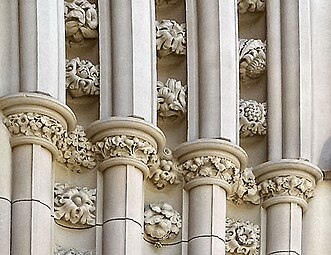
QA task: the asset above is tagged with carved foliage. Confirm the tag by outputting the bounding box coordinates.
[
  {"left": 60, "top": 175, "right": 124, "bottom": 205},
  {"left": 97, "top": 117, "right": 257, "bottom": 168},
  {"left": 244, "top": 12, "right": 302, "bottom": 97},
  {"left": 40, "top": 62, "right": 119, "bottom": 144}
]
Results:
[
  {"left": 66, "top": 58, "right": 100, "bottom": 97},
  {"left": 149, "top": 148, "right": 181, "bottom": 190},
  {"left": 57, "top": 125, "right": 97, "bottom": 172},
  {"left": 226, "top": 218, "right": 260, "bottom": 255},
  {"left": 93, "top": 135, "right": 158, "bottom": 165},
  {"left": 157, "top": 78, "right": 187, "bottom": 119},
  {"left": 64, "top": 0, "right": 98, "bottom": 45},
  {"left": 180, "top": 156, "right": 241, "bottom": 184},
  {"left": 237, "top": 0, "right": 265, "bottom": 14},
  {"left": 54, "top": 183, "right": 96, "bottom": 226},
  {"left": 156, "top": 0, "right": 178, "bottom": 7},
  {"left": 144, "top": 202, "right": 182, "bottom": 242},
  {"left": 55, "top": 246, "right": 92, "bottom": 255},
  {"left": 156, "top": 20, "right": 186, "bottom": 57},
  {"left": 239, "top": 39, "right": 266, "bottom": 81},
  {"left": 239, "top": 99, "right": 267, "bottom": 137},
  {"left": 258, "top": 175, "right": 315, "bottom": 201}
]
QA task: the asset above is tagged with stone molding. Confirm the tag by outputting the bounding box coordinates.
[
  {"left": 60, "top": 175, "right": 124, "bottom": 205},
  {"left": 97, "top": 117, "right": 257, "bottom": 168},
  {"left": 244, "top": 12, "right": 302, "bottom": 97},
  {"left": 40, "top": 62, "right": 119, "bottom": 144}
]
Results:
[
  {"left": 86, "top": 117, "right": 166, "bottom": 176},
  {"left": 144, "top": 202, "right": 182, "bottom": 243},
  {"left": 253, "top": 159, "right": 323, "bottom": 210},
  {"left": 156, "top": 20, "right": 186, "bottom": 57},
  {"left": 55, "top": 245, "right": 92, "bottom": 255},
  {"left": 237, "top": 0, "right": 265, "bottom": 14},
  {"left": 239, "top": 39, "right": 266, "bottom": 82},
  {"left": 156, "top": 0, "right": 178, "bottom": 7},
  {"left": 157, "top": 78, "right": 187, "bottom": 119},
  {"left": 66, "top": 58, "right": 100, "bottom": 98},
  {"left": 174, "top": 139, "right": 248, "bottom": 192},
  {"left": 226, "top": 218, "right": 260, "bottom": 255},
  {"left": 149, "top": 148, "right": 181, "bottom": 190},
  {"left": 54, "top": 183, "right": 96, "bottom": 226},
  {"left": 64, "top": 0, "right": 98, "bottom": 46},
  {"left": 239, "top": 99, "right": 267, "bottom": 137}
]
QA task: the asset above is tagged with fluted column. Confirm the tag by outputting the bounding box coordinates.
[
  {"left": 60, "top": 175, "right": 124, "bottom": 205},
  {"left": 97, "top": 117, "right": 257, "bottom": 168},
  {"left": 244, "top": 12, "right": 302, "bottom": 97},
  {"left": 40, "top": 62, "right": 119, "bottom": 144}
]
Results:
[
  {"left": 175, "top": 140, "right": 247, "bottom": 255},
  {"left": 0, "top": 93, "right": 76, "bottom": 255},
  {"left": 254, "top": 160, "right": 322, "bottom": 255}
]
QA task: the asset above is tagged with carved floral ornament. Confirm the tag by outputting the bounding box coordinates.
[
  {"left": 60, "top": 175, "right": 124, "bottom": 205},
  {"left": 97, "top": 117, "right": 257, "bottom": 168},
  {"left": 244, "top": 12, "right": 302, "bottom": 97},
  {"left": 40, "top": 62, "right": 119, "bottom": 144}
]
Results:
[
  {"left": 239, "top": 99, "right": 267, "bottom": 137},
  {"left": 237, "top": 0, "right": 265, "bottom": 14},
  {"left": 144, "top": 202, "right": 182, "bottom": 245},
  {"left": 157, "top": 78, "right": 187, "bottom": 119},
  {"left": 64, "top": 0, "right": 98, "bottom": 46},
  {"left": 226, "top": 218, "right": 260, "bottom": 255},
  {"left": 55, "top": 245, "right": 92, "bottom": 255},
  {"left": 239, "top": 38, "right": 266, "bottom": 82},
  {"left": 54, "top": 183, "right": 96, "bottom": 226},
  {"left": 156, "top": 20, "right": 186, "bottom": 57},
  {"left": 66, "top": 58, "right": 100, "bottom": 98}
]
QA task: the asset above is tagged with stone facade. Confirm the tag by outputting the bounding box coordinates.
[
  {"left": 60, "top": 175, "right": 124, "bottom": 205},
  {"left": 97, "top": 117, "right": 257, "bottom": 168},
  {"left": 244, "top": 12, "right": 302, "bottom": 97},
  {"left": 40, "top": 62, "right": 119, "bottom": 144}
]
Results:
[{"left": 0, "top": 0, "right": 331, "bottom": 255}]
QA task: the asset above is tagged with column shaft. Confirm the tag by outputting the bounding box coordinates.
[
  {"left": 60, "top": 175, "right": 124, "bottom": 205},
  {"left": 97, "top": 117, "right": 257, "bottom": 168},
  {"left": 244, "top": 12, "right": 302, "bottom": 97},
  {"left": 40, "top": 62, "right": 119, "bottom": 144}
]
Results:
[
  {"left": 19, "top": 0, "right": 65, "bottom": 102},
  {"left": 11, "top": 144, "right": 53, "bottom": 255}
]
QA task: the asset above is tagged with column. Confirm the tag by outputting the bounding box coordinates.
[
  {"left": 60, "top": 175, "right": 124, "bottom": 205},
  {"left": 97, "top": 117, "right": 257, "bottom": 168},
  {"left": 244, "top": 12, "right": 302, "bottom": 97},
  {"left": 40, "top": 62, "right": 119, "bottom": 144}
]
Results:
[
  {"left": 92, "top": 1, "right": 162, "bottom": 254},
  {"left": 254, "top": 160, "right": 322, "bottom": 255},
  {"left": 183, "top": 1, "right": 242, "bottom": 255},
  {"left": 0, "top": 93, "right": 76, "bottom": 255}
]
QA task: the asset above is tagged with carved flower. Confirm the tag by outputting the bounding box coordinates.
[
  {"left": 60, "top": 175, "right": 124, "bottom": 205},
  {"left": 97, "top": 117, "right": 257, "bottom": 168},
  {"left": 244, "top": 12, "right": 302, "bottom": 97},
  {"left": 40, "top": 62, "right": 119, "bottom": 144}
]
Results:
[
  {"left": 66, "top": 58, "right": 100, "bottom": 97},
  {"left": 156, "top": 20, "right": 186, "bottom": 57},
  {"left": 64, "top": 0, "right": 98, "bottom": 46},
  {"left": 239, "top": 39, "right": 266, "bottom": 82},
  {"left": 237, "top": 0, "right": 265, "bottom": 14},
  {"left": 157, "top": 78, "right": 187, "bottom": 119},
  {"left": 144, "top": 202, "right": 182, "bottom": 242},
  {"left": 54, "top": 183, "right": 96, "bottom": 226}
]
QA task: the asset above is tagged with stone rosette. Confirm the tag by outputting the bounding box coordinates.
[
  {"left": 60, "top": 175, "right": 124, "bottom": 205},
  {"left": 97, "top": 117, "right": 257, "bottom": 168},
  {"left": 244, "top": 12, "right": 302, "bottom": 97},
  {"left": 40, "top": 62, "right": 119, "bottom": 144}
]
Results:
[
  {"left": 54, "top": 183, "right": 96, "bottom": 226},
  {"left": 144, "top": 202, "right": 182, "bottom": 243}
]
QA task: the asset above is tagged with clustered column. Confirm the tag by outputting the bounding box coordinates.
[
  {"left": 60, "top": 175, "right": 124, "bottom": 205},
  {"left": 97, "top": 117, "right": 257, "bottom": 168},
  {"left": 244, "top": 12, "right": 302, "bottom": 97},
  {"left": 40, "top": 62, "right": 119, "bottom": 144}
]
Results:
[
  {"left": 91, "top": 1, "right": 162, "bottom": 255},
  {"left": 179, "top": 1, "right": 243, "bottom": 255}
]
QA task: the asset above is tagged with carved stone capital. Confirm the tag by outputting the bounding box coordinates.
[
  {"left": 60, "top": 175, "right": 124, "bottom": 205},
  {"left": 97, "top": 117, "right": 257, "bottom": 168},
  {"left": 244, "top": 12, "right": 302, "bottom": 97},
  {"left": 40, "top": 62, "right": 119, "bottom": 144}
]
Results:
[
  {"left": 239, "top": 39, "right": 266, "bottom": 83},
  {"left": 144, "top": 202, "right": 182, "bottom": 244},
  {"left": 156, "top": 20, "right": 186, "bottom": 57},
  {"left": 54, "top": 183, "right": 96, "bottom": 226},
  {"left": 64, "top": 0, "right": 98, "bottom": 47},
  {"left": 239, "top": 99, "right": 267, "bottom": 137},
  {"left": 253, "top": 159, "right": 323, "bottom": 210},
  {"left": 66, "top": 58, "right": 100, "bottom": 98},
  {"left": 86, "top": 117, "right": 166, "bottom": 176},
  {"left": 0, "top": 93, "right": 76, "bottom": 156},
  {"left": 174, "top": 139, "right": 248, "bottom": 192},
  {"left": 226, "top": 218, "right": 260, "bottom": 255},
  {"left": 238, "top": 0, "right": 265, "bottom": 14}
]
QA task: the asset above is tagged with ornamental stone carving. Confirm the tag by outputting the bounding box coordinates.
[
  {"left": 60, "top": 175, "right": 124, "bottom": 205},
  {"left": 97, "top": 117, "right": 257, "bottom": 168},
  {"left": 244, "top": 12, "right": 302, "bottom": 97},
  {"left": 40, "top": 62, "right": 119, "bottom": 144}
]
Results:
[
  {"left": 92, "top": 135, "right": 158, "bottom": 166},
  {"left": 239, "top": 99, "right": 267, "bottom": 137},
  {"left": 144, "top": 202, "right": 182, "bottom": 243},
  {"left": 226, "top": 218, "right": 260, "bottom": 255},
  {"left": 258, "top": 175, "right": 315, "bottom": 202},
  {"left": 64, "top": 0, "right": 98, "bottom": 46},
  {"left": 237, "top": 0, "right": 265, "bottom": 14},
  {"left": 54, "top": 183, "right": 96, "bottom": 226},
  {"left": 57, "top": 125, "right": 96, "bottom": 172},
  {"left": 156, "top": 0, "right": 178, "bottom": 7},
  {"left": 156, "top": 20, "right": 186, "bottom": 57},
  {"left": 66, "top": 58, "right": 100, "bottom": 97},
  {"left": 239, "top": 39, "right": 266, "bottom": 82},
  {"left": 157, "top": 78, "right": 187, "bottom": 119},
  {"left": 55, "top": 246, "right": 92, "bottom": 255},
  {"left": 149, "top": 148, "right": 181, "bottom": 190}
]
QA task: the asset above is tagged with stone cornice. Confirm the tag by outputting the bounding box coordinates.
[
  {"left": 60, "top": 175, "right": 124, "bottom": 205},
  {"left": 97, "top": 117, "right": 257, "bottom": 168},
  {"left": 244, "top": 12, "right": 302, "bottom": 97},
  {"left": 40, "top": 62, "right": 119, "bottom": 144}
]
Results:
[{"left": 253, "top": 159, "right": 323, "bottom": 210}]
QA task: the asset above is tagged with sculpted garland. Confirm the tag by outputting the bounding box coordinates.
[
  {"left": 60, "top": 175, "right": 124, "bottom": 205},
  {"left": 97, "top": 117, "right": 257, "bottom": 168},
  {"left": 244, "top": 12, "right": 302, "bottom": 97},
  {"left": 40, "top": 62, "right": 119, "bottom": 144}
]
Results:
[
  {"left": 239, "top": 39, "right": 266, "bottom": 83},
  {"left": 226, "top": 218, "right": 260, "bottom": 255},
  {"left": 156, "top": 20, "right": 186, "bottom": 57},
  {"left": 157, "top": 78, "right": 187, "bottom": 119},
  {"left": 54, "top": 183, "right": 96, "bottom": 226},
  {"left": 66, "top": 58, "right": 100, "bottom": 97},
  {"left": 239, "top": 99, "right": 267, "bottom": 137},
  {"left": 64, "top": 0, "right": 98, "bottom": 46}
]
